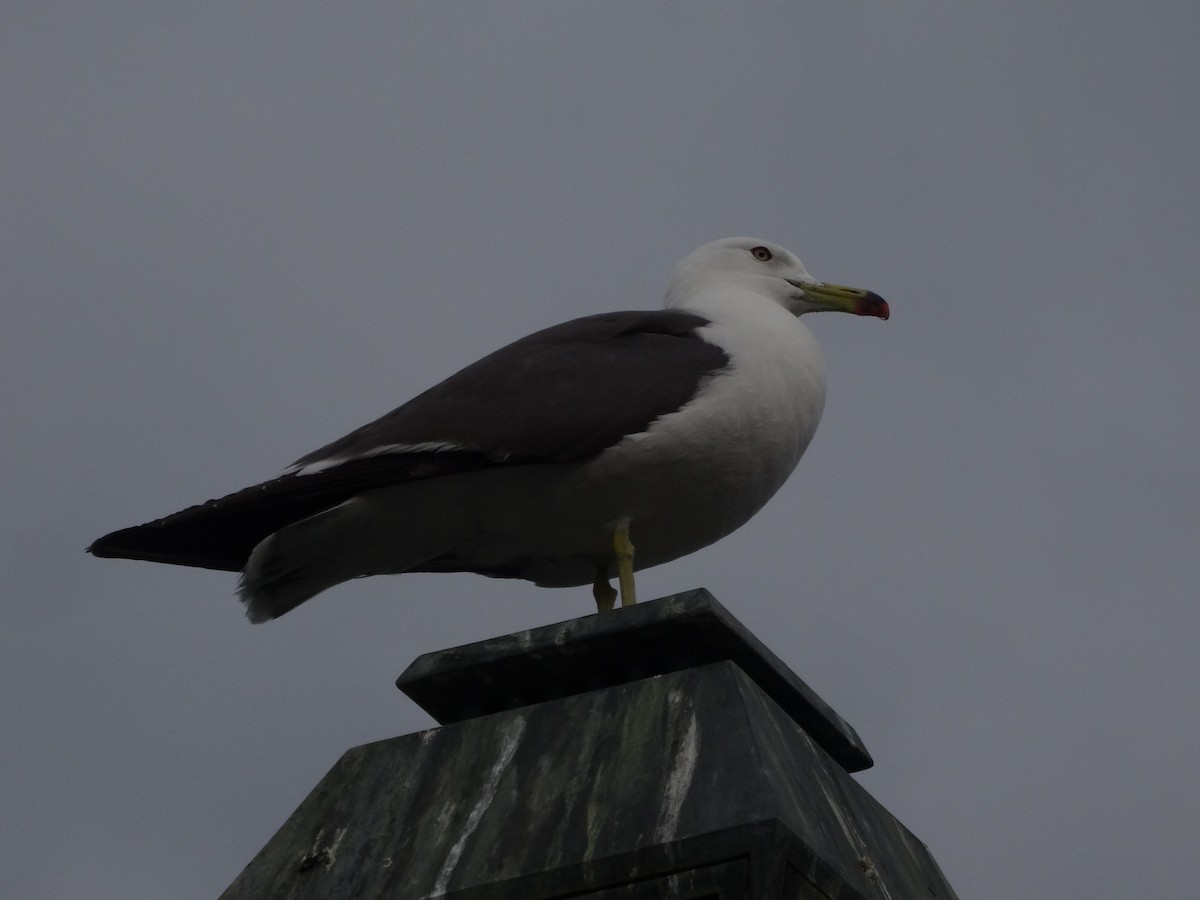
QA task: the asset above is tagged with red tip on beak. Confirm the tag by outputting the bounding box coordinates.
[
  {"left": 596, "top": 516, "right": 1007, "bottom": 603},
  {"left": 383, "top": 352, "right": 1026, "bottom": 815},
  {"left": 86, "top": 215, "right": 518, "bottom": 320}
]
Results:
[{"left": 857, "top": 291, "right": 889, "bottom": 320}]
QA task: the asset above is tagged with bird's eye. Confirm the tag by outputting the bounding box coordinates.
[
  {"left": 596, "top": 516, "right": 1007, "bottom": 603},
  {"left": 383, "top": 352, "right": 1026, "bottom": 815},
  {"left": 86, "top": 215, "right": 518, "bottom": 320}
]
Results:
[{"left": 750, "top": 246, "right": 773, "bottom": 262}]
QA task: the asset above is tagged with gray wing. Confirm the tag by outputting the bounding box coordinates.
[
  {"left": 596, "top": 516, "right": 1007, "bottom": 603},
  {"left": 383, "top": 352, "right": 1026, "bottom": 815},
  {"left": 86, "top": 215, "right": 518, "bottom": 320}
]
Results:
[
  {"left": 88, "top": 310, "right": 728, "bottom": 571},
  {"left": 291, "top": 310, "right": 727, "bottom": 468}
]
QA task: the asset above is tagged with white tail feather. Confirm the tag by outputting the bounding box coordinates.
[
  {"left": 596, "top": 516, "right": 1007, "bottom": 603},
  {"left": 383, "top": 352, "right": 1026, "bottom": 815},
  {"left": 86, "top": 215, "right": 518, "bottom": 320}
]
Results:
[{"left": 237, "top": 493, "right": 463, "bottom": 622}]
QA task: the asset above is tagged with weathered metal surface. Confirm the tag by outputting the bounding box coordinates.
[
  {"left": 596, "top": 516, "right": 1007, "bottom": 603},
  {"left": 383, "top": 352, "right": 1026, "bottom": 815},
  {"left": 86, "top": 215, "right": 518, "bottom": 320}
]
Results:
[
  {"left": 221, "top": 657, "right": 958, "bottom": 898},
  {"left": 397, "top": 588, "right": 872, "bottom": 773}
]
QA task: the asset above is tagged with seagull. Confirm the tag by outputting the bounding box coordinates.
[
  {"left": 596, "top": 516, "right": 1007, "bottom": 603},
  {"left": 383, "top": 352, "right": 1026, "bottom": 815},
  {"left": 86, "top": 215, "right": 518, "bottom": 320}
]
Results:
[{"left": 89, "top": 237, "right": 888, "bottom": 622}]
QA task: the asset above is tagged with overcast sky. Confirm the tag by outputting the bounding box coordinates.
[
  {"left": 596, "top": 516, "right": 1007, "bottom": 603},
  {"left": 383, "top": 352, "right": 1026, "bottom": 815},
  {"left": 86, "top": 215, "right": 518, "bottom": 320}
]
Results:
[{"left": 4, "top": 3, "right": 1198, "bottom": 898}]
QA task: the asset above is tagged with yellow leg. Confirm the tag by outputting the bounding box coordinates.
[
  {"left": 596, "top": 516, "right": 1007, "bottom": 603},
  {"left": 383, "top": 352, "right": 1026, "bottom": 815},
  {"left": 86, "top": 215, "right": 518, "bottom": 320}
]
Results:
[
  {"left": 612, "top": 518, "right": 637, "bottom": 607},
  {"left": 592, "top": 565, "right": 617, "bottom": 613}
]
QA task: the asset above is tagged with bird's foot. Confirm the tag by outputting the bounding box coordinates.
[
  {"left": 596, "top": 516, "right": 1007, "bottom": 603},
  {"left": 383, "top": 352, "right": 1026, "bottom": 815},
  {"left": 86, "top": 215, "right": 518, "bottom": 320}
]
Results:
[
  {"left": 613, "top": 518, "right": 636, "bottom": 607},
  {"left": 592, "top": 567, "right": 617, "bottom": 613}
]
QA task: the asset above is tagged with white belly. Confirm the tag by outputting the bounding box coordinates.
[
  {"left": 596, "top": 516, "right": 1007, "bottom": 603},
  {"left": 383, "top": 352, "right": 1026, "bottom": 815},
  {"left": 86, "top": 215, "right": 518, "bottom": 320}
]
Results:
[{"left": 447, "top": 300, "right": 828, "bottom": 585}]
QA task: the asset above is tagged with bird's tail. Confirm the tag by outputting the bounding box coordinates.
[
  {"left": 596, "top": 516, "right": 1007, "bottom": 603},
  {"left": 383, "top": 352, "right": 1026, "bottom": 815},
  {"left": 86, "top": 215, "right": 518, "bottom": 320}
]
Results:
[{"left": 237, "top": 491, "right": 461, "bottom": 622}]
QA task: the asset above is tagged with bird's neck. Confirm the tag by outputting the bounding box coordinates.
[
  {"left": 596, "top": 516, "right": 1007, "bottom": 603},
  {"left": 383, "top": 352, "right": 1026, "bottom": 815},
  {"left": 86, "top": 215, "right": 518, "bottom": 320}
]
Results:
[{"left": 666, "top": 284, "right": 796, "bottom": 330}]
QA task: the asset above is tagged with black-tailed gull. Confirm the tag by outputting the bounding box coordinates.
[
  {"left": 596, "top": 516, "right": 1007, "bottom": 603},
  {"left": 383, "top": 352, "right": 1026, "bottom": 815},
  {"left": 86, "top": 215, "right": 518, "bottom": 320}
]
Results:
[{"left": 89, "top": 237, "right": 888, "bottom": 622}]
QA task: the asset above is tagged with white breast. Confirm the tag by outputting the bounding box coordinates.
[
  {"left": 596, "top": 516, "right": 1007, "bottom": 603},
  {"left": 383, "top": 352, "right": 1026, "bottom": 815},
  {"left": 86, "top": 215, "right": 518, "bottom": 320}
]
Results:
[
  {"left": 583, "top": 288, "right": 827, "bottom": 567},
  {"left": 407, "top": 288, "right": 830, "bottom": 587}
]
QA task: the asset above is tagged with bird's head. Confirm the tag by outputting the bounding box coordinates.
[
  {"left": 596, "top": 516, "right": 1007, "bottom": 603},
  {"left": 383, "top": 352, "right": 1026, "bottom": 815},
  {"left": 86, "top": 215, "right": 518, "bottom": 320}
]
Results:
[{"left": 665, "top": 236, "right": 889, "bottom": 320}]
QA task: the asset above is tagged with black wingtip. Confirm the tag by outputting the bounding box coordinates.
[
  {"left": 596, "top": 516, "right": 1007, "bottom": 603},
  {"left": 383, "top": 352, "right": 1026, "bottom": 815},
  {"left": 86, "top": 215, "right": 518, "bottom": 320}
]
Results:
[
  {"left": 88, "top": 526, "right": 144, "bottom": 561},
  {"left": 85, "top": 521, "right": 248, "bottom": 571},
  {"left": 87, "top": 533, "right": 117, "bottom": 558}
]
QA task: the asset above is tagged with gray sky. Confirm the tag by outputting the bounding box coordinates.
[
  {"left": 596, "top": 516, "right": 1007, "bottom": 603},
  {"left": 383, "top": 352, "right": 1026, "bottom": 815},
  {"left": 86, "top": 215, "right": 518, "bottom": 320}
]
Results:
[{"left": 4, "top": 3, "right": 1198, "bottom": 897}]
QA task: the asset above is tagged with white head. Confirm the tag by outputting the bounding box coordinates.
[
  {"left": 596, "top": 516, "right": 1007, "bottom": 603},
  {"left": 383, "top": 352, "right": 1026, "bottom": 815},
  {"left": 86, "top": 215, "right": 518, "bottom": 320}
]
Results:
[{"left": 665, "top": 236, "right": 888, "bottom": 319}]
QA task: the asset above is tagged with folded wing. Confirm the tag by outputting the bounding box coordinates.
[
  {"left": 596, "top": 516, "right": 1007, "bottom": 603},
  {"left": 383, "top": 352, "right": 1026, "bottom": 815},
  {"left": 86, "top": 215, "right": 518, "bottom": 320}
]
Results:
[{"left": 88, "top": 310, "right": 728, "bottom": 571}]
